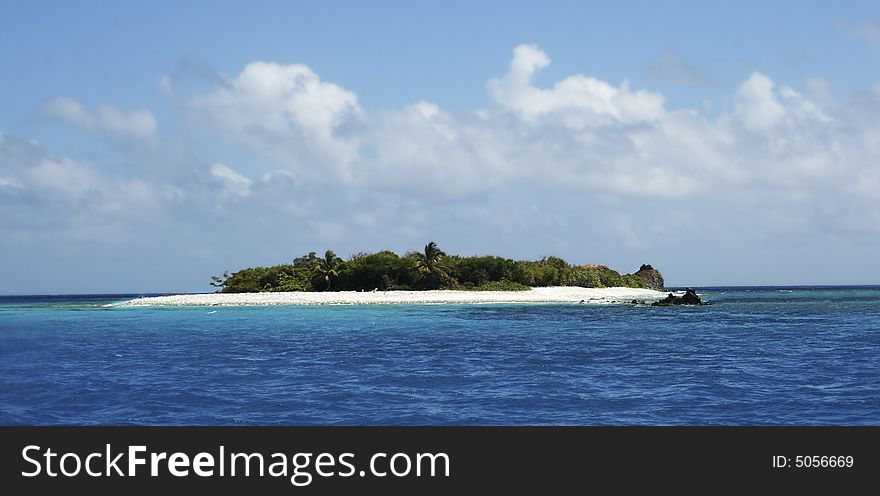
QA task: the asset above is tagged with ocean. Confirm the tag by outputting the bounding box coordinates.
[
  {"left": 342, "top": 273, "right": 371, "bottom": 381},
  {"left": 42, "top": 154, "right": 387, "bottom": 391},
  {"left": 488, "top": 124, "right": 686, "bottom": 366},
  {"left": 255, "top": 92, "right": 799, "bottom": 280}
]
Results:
[{"left": 1, "top": 287, "right": 878, "bottom": 425}]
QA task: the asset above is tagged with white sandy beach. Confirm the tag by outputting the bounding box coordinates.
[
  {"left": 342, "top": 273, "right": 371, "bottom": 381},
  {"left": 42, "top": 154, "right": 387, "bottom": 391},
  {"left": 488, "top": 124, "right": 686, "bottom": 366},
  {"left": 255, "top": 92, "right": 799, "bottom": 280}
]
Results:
[{"left": 117, "top": 286, "right": 669, "bottom": 307}]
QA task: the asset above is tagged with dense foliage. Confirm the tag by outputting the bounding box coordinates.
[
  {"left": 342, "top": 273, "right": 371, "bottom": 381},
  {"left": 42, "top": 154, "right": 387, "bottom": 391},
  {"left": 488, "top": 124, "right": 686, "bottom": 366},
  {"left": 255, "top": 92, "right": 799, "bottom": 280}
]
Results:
[{"left": 211, "top": 242, "right": 661, "bottom": 293}]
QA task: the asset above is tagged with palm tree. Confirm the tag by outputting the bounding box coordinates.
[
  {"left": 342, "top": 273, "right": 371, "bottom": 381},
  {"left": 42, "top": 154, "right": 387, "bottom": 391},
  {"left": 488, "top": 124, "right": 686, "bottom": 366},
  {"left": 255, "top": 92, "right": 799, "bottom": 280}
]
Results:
[
  {"left": 209, "top": 271, "right": 230, "bottom": 291},
  {"left": 311, "top": 250, "right": 342, "bottom": 290},
  {"left": 412, "top": 242, "right": 454, "bottom": 288}
]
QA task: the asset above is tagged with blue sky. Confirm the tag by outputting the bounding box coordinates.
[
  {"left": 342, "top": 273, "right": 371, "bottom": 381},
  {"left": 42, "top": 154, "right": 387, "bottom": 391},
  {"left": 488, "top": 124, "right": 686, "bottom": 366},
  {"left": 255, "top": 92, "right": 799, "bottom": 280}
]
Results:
[{"left": 2, "top": 1, "right": 880, "bottom": 293}]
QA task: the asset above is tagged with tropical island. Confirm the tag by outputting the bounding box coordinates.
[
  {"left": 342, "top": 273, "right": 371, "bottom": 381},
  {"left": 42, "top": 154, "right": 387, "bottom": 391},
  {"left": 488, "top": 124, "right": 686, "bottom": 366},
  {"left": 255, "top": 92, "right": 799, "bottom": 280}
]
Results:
[
  {"left": 118, "top": 243, "right": 679, "bottom": 307},
  {"left": 208, "top": 242, "right": 666, "bottom": 293}
]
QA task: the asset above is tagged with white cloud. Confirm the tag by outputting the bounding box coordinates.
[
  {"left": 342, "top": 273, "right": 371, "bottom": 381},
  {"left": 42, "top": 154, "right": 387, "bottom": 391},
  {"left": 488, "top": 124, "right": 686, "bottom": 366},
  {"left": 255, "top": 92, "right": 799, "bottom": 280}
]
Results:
[
  {"left": 43, "top": 97, "right": 158, "bottom": 144},
  {"left": 209, "top": 162, "right": 252, "bottom": 198},
  {"left": 487, "top": 44, "right": 666, "bottom": 124},
  {"left": 181, "top": 44, "right": 879, "bottom": 216},
  {"left": 24, "top": 157, "right": 102, "bottom": 198},
  {"left": 0, "top": 135, "right": 162, "bottom": 224},
  {"left": 734, "top": 72, "right": 786, "bottom": 131},
  {"left": 191, "top": 62, "right": 362, "bottom": 177},
  {"left": 261, "top": 169, "right": 297, "bottom": 184}
]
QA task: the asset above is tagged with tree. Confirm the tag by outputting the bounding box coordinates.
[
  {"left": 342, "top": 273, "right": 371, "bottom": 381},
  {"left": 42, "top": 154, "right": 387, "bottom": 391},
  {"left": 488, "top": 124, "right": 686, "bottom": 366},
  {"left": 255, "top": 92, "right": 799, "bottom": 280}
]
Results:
[
  {"left": 411, "top": 242, "right": 455, "bottom": 289},
  {"left": 334, "top": 251, "right": 412, "bottom": 291},
  {"left": 293, "top": 251, "right": 319, "bottom": 267},
  {"left": 209, "top": 271, "right": 230, "bottom": 291},
  {"left": 311, "top": 250, "right": 342, "bottom": 290}
]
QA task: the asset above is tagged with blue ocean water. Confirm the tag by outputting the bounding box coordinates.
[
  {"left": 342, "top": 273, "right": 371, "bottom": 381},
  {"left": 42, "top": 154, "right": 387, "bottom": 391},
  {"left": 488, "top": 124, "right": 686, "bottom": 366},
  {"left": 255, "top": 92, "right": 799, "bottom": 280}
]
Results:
[{"left": 1, "top": 287, "right": 878, "bottom": 425}]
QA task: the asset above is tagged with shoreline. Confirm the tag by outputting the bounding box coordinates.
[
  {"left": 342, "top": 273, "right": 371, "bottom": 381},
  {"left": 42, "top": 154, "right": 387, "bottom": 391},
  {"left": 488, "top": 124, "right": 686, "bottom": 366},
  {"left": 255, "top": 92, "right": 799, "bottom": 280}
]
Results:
[{"left": 116, "top": 286, "right": 670, "bottom": 307}]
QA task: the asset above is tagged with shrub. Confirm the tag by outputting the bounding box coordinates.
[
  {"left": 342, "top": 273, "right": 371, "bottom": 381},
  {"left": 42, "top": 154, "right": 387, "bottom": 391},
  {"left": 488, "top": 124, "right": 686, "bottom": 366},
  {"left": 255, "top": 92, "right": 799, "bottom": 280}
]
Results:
[
  {"left": 562, "top": 266, "right": 602, "bottom": 287},
  {"left": 469, "top": 280, "right": 531, "bottom": 291}
]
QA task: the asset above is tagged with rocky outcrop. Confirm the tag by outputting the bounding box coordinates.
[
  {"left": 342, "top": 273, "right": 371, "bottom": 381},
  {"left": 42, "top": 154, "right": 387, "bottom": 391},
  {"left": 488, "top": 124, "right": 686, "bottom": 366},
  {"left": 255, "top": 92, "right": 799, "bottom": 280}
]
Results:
[
  {"left": 632, "top": 264, "right": 665, "bottom": 291},
  {"left": 651, "top": 288, "right": 709, "bottom": 306}
]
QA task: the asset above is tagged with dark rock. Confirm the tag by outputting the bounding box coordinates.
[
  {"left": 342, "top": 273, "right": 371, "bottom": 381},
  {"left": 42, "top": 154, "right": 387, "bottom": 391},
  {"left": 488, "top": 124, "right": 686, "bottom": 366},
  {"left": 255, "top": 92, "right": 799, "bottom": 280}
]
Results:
[
  {"left": 632, "top": 264, "right": 665, "bottom": 291},
  {"left": 681, "top": 287, "right": 702, "bottom": 305},
  {"left": 651, "top": 288, "right": 709, "bottom": 306}
]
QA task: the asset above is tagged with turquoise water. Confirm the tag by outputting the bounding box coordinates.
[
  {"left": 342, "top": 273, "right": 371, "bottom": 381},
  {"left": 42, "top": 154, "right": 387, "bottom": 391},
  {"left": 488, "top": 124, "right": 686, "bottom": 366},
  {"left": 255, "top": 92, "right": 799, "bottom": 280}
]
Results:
[{"left": 1, "top": 287, "right": 878, "bottom": 425}]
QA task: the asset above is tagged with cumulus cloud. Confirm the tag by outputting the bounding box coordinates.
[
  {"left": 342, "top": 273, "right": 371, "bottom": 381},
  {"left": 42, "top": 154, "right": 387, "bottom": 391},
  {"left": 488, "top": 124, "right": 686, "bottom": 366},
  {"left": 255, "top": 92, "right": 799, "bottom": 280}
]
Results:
[
  {"left": 191, "top": 62, "right": 362, "bottom": 177},
  {"left": 735, "top": 72, "right": 787, "bottom": 131},
  {"left": 487, "top": 44, "right": 666, "bottom": 124},
  {"left": 182, "top": 43, "right": 880, "bottom": 244},
  {"left": 43, "top": 97, "right": 158, "bottom": 144}
]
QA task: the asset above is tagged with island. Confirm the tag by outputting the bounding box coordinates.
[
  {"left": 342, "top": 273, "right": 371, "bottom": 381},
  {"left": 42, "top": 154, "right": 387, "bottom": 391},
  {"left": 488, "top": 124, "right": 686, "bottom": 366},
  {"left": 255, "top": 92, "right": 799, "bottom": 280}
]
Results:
[{"left": 120, "top": 242, "right": 682, "bottom": 306}]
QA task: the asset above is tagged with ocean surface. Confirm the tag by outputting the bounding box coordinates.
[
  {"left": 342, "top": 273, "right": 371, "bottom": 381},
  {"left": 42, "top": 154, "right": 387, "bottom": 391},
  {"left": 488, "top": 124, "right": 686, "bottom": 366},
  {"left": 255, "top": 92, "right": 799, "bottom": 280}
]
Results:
[{"left": 1, "top": 287, "right": 878, "bottom": 425}]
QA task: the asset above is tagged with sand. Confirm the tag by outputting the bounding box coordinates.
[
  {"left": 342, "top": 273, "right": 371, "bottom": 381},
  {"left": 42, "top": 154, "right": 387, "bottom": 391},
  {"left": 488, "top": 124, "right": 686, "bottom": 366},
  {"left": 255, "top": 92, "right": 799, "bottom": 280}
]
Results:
[{"left": 116, "top": 286, "right": 670, "bottom": 307}]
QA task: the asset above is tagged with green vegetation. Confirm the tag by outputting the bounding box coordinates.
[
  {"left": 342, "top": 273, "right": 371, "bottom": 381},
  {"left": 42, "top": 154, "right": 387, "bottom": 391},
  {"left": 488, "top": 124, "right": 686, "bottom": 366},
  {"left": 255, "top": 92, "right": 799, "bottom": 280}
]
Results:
[
  {"left": 411, "top": 241, "right": 455, "bottom": 289},
  {"left": 311, "top": 250, "right": 342, "bottom": 290},
  {"left": 467, "top": 280, "right": 531, "bottom": 291},
  {"left": 211, "top": 242, "right": 662, "bottom": 293}
]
